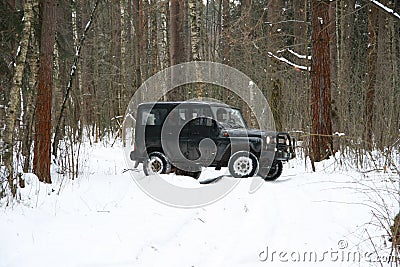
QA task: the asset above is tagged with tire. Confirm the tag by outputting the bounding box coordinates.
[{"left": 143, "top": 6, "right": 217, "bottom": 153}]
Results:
[
  {"left": 143, "top": 152, "right": 171, "bottom": 176},
  {"left": 228, "top": 151, "right": 259, "bottom": 178},
  {"left": 263, "top": 161, "right": 283, "bottom": 181}
]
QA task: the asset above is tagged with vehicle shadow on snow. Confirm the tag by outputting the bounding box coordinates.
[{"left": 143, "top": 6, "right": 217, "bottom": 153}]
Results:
[
  {"left": 199, "top": 175, "right": 226, "bottom": 184},
  {"left": 271, "top": 175, "right": 293, "bottom": 183},
  {"left": 199, "top": 174, "right": 293, "bottom": 184}
]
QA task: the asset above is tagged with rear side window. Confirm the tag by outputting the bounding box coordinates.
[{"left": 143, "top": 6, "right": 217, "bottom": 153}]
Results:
[
  {"left": 191, "top": 106, "right": 212, "bottom": 120},
  {"left": 139, "top": 107, "right": 168, "bottom": 126}
]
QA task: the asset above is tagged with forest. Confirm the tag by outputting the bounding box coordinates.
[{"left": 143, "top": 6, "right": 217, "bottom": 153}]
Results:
[{"left": 0, "top": 0, "right": 399, "bottom": 194}]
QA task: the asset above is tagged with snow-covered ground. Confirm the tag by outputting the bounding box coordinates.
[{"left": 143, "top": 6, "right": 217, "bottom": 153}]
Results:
[{"left": 1, "top": 143, "right": 399, "bottom": 267}]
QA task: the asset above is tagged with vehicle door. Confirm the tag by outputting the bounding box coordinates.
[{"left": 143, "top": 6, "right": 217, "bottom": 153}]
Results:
[{"left": 184, "top": 105, "right": 217, "bottom": 164}]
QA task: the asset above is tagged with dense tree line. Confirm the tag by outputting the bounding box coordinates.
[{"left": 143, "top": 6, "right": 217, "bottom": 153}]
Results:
[{"left": 0, "top": 0, "right": 399, "bottom": 192}]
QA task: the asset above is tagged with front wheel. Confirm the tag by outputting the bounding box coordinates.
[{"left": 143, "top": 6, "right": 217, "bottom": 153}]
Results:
[
  {"left": 263, "top": 161, "right": 283, "bottom": 181},
  {"left": 228, "top": 151, "right": 259, "bottom": 178},
  {"left": 143, "top": 152, "right": 171, "bottom": 176}
]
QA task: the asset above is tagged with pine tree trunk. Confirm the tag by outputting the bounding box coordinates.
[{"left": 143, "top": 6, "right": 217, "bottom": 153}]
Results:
[
  {"left": 310, "top": 0, "right": 333, "bottom": 163},
  {"left": 33, "top": 0, "right": 57, "bottom": 184},
  {"left": 170, "top": 0, "right": 181, "bottom": 66},
  {"left": 168, "top": 0, "right": 185, "bottom": 100}
]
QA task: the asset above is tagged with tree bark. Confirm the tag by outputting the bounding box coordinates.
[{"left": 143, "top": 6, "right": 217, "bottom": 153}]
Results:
[
  {"left": 222, "top": 0, "right": 230, "bottom": 64},
  {"left": 189, "top": 0, "right": 203, "bottom": 98},
  {"left": 170, "top": 0, "right": 183, "bottom": 66},
  {"left": 23, "top": 29, "right": 38, "bottom": 173},
  {"left": 33, "top": 0, "right": 57, "bottom": 183},
  {"left": 168, "top": 0, "right": 185, "bottom": 100},
  {"left": 336, "top": 0, "right": 355, "bottom": 131},
  {"left": 364, "top": 4, "right": 378, "bottom": 149},
  {"left": 159, "top": 0, "right": 169, "bottom": 70},
  {"left": 310, "top": 0, "right": 333, "bottom": 163},
  {"left": 3, "top": 0, "right": 34, "bottom": 195},
  {"left": 120, "top": 0, "right": 127, "bottom": 115},
  {"left": 132, "top": 0, "right": 142, "bottom": 90},
  {"left": 268, "top": 0, "right": 283, "bottom": 131},
  {"left": 189, "top": 0, "right": 200, "bottom": 61}
]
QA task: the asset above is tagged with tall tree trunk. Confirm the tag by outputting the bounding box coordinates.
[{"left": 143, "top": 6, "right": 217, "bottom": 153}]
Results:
[
  {"left": 141, "top": 0, "right": 149, "bottom": 80},
  {"left": 159, "top": 0, "right": 169, "bottom": 100},
  {"left": 33, "top": 0, "right": 57, "bottom": 183},
  {"left": 170, "top": 0, "right": 184, "bottom": 66},
  {"left": 216, "top": 0, "right": 226, "bottom": 102},
  {"left": 168, "top": 0, "right": 185, "bottom": 100},
  {"left": 112, "top": 0, "right": 122, "bottom": 116},
  {"left": 364, "top": 4, "right": 378, "bottom": 149},
  {"left": 310, "top": 0, "right": 333, "bottom": 164},
  {"left": 4, "top": 0, "right": 34, "bottom": 194},
  {"left": 132, "top": 0, "right": 142, "bottom": 90},
  {"left": 189, "top": 0, "right": 203, "bottom": 98},
  {"left": 149, "top": 0, "right": 158, "bottom": 75},
  {"left": 189, "top": 0, "right": 200, "bottom": 61},
  {"left": 120, "top": 0, "right": 127, "bottom": 116},
  {"left": 328, "top": 0, "right": 337, "bottom": 132},
  {"left": 293, "top": 0, "right": 308, "bottom": 55},
  {"left": 70, "top": 0, "right": 83, "bottom": 138},
  {"left": 23, "top": 29, "right": 38, "bottom": 173},
  {"left": 221, "top": 0, "right": 230, "bottom": 65},
  {"left": 337, "top": 0, "right": 355, "bottom": 133},
  {"left": 268, "top": 0, "right": 283, "bottom": 131},
  {"left": 9, "top": 0, "right": 15, "bottom": 9},
  {"left": 159, "top": 0, "right": 169, "bottom": 70},
  {"left": 80, "top": 0, "right": 93, "bottom": 131}
]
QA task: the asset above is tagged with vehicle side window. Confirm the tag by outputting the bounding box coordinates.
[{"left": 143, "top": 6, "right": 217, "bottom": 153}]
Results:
[
  {"left": 139, "top": 108, "right": 168, "bottom": 126},
  {"left": 188, "top": 107, "right": 213, "bottom": 125},
  {"left": 192, "top": 107, "right": 212, "bottom": 119}
]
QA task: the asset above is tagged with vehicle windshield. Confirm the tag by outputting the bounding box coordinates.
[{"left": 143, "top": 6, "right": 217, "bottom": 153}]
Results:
[{"left": 211, "top": 106, "right": 247, "bottom": 129}]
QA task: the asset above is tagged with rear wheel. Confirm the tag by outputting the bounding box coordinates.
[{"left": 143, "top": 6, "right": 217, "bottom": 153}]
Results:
[
  {"left": 228, "top": 151, "right": 259, "bottom": 178},
  {"left": 263, "top": 161, "right": 283, "bottom": 181},
  {"left": 143, "top": 152, "right": 171, "bottom": 176}
]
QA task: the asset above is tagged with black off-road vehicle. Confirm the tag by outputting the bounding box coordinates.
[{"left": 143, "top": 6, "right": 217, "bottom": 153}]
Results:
[{"left": 130, "top": 101, "right": 295, "bottom": 180}]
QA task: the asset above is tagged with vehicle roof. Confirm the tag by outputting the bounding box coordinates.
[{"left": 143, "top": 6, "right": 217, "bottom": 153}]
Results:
[{"left": 137, "top": 101, "right": 234, "bottom": 109}]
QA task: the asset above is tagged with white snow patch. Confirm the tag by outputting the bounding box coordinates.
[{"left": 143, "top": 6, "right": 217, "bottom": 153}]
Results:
[{"left": 0, "top": 144, "right": 398, "bottom": 267}]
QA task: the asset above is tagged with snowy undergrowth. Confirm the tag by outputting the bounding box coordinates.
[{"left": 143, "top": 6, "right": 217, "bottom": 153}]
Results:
[{"left": 0, "top": 143, "right": 399, "bottom": 267}]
